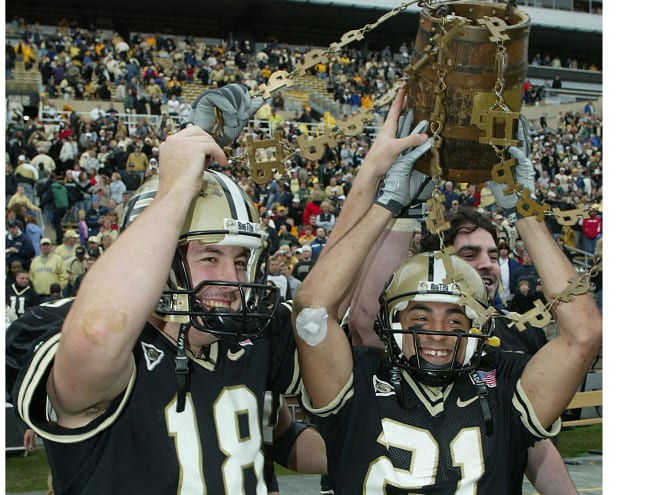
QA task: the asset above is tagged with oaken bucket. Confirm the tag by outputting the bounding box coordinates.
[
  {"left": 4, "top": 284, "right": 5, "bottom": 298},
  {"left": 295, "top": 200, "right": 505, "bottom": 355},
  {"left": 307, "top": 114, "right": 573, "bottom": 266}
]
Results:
[{"left": 406, "top": 1, "right": 530, "bottom": 183}]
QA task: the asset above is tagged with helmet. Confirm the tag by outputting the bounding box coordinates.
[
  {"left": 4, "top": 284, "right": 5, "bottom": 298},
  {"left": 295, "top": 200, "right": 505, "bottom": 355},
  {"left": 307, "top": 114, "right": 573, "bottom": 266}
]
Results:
[
  {"left": 120, "top": 169, "right": 276, "bottom": 342},
  {"left": 376, "top": 251, "right": 494, "bottom": 386}
]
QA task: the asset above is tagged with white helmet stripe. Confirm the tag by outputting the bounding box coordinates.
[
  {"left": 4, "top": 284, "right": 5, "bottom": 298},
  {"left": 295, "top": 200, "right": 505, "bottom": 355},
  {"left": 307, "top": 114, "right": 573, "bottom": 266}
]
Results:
[
  {"left": 432, "top": 253, "right": 444, "bottom": 285},
  {"left": 217, "top": 173, "right": 251, "bottom": 222}
]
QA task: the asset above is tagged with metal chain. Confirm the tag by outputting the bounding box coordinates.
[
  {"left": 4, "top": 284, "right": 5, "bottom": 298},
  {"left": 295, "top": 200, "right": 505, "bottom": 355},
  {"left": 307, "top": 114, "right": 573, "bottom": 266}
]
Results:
[
  {"left": 228, "top": 0, "right": 423, "bottom": 176},
  {"left": 498, "top": 271, "right": 593, "bottom": 332},
  {"left": 228, "top": 0, "right": 599, "bottom": 328},
  {"left": 438, "top": 248, "right": 595, "bottom": 337},
  {"left": 233, "top": 0, "right": 594, "bottom": 242},
  {"left": 492, "top": 41, "right": 509, "bottom": 111},
  {"left": 254, "top": 0, "right": 421, "bottom": 93}
]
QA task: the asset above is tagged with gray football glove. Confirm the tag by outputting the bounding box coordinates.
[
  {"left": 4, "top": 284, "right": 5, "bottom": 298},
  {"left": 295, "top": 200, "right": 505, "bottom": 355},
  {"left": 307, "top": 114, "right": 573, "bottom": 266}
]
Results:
[
  {"left": 394, "top": 109, "right": 434, "bottom": 219},
  {"left": 486, "top": 113, "right": 536, "bottom": 222},
  {"left": 375, "top": 111, "right": 434, "bottom": 216},
  {"left": 399, "top": 170, "right": 434, "bottom": 219},
  {"left": 487, "top": 145, "right": 536, "bottom": 223},
  {"left": 187, "top": 84, "right": 264, "bottom": 146}
]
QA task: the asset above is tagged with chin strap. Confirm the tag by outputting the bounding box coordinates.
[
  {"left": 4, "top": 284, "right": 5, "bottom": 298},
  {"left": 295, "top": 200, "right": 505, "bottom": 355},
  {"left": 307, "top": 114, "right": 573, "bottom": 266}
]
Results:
[
  {"left": 389, "top": 365, "right": 403, "bottom": 407},
  {"left": 175, "top": 323, "right": 191, "bottom": 412},
  {"left": 469, "top": 370, "right": 493, "bottom": 436}
]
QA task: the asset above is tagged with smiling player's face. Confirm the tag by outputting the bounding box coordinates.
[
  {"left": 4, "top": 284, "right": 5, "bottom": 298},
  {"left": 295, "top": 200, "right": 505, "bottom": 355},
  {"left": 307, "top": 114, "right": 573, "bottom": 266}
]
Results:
[
  {"left": 186, "top": 241, "right": 249, "bottom": 314},
  {"left": 399, "top": 301, "right": 470, "bottom": 367}
]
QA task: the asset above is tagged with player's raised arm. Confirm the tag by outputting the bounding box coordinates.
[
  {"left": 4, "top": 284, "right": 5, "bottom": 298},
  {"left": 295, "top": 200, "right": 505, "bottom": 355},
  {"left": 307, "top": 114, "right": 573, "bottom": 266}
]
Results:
[
  {"left": 292, "top": 87, "right": 432, "bottom": 408},
  {"left": 516, "top": 211, "right": 602, "bottom": 427},
  {"left": 489, "top": 146, "right": 602, "bottom": 428},
  {"left": 50, "top": 126, "right": 225, "bottom": 426}
]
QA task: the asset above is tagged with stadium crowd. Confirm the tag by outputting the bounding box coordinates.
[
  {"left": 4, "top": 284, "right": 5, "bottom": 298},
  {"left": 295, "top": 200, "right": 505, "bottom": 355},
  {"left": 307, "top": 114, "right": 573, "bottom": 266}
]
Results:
[{"left": 6, "top": 15, "right": 603, "bottom": 342}]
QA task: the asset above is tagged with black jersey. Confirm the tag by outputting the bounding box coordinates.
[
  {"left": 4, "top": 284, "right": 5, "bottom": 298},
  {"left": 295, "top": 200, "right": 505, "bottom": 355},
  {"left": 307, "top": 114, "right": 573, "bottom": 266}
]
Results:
[
  {"left": 302, "top": 347, "right": 559, "bottom": 494},
  {"left": 12, "top": 299, "right": 301, "bottom": 495},
  {"left": 6, "top": 282, "right": 40, "bottom": 317}
]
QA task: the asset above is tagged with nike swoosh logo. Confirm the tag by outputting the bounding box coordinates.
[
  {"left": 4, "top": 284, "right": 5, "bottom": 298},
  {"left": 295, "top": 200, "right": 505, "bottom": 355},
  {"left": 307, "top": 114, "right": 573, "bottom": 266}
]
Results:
[
  {"left": 456, "top": 396, "right": 479, "bottom": 408},
  {"left": 227, "top": 348, "right": 245, "bottom": 361}
]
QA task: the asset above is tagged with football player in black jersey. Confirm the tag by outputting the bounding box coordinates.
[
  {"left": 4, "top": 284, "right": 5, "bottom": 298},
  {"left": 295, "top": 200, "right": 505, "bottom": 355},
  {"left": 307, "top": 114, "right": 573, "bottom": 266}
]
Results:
[
  {"left": 9, "top": 85, "right": 326, "bottom": 494},
  {"left": 6, "top": 268, "right": 40, "bottom": 318},
  {"left": 291, "top": 86, "right": 601, "bottom": 493},
  {"left": 345, "top": 151, "right": 579, "bottom": 493},
  {"left": 344, "top": 209, "right": 579, "bottom": 494}
]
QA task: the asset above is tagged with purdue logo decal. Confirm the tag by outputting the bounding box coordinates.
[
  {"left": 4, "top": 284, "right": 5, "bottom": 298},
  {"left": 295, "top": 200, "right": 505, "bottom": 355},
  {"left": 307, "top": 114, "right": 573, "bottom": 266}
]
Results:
[
  {"left": 373, "top": 375, "right": 395, "bottom": 396},
  {"left": 141, "top": 342, "right": 165, "bottom": 371}
]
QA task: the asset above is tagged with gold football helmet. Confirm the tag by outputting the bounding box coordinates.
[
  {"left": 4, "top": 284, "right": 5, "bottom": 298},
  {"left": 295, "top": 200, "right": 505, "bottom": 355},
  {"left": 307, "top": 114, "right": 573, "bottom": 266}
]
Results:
[{"left": 121, "top": 169, "right": 276, "bottom": 341}]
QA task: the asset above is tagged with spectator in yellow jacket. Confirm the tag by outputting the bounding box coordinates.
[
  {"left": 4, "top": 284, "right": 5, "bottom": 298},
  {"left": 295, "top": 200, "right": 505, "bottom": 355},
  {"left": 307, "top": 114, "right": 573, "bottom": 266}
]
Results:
[
  {"left": 29, "top": 238, "right": 67, "bottom": 299},
  {"left": 7, "top": 184, "right": 41, "bottom": 213}
]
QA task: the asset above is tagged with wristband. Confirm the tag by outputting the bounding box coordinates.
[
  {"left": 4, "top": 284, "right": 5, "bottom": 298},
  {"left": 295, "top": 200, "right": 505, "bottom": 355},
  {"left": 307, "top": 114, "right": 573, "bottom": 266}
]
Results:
[
  {"left": 386, "top": 218, "right": 420, "bottom": 232},
  {"left": 374, "top": 197, "right": 404, "bottom": 216},
  {"left": 398, "top": 200, "right": 427, "bottom": 220}
]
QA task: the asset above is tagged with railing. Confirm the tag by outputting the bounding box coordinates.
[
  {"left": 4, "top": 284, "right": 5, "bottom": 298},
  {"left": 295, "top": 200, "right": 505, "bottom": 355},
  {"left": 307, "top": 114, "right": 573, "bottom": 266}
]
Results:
[
  {"left": 541, "top": 88, "right": 603, "bottom": 106},
  {"left": 563, "top": 244, "right": 595, "bottom": 274},
  {"left": 516, "top": 0, "right": 602, "bottom": 14},
  {"left": 38, "top": 108, "right": 382, "bottom": 145}
]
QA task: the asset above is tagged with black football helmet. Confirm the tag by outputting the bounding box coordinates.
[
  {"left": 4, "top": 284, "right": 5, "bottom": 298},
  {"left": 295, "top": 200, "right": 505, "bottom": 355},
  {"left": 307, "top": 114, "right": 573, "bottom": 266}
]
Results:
[
  {"left": 120, "top": 169, "right": 276, "bottom": 342},
  {"left": 376, "top": 252, "right": 495, "bottom": 386}
]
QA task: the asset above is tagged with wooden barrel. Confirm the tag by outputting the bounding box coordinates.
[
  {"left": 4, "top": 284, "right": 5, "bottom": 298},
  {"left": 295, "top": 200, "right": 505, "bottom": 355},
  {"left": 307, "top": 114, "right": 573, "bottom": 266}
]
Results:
[{"left": 407, "top": 1, "right": 530, "bottom": 183}]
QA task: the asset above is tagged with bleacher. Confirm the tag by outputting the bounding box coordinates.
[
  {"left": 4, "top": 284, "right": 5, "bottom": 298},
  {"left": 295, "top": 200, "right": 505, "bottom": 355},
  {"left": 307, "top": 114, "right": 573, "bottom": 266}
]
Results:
[
  {"left": 7, "top": 24, "right": 601, "bottom": 128},
  {"left": 6, "top": 58, "right": 41, "bottom": 93}
]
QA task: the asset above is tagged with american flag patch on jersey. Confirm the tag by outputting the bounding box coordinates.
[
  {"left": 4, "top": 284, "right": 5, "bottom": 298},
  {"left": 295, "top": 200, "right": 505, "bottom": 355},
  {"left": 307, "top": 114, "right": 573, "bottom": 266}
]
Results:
[{"left": 476, "top": 369, "right": 497, "bottom": 388}]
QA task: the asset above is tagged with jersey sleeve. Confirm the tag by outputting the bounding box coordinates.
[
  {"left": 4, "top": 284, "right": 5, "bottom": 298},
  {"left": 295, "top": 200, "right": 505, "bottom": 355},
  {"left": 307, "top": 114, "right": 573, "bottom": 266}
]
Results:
[
  {"left": 488, "top": 351, "right": 561, "bottom": 444},
  {"left": 300, "top": 347, "right": 379, "bottom": 423},
  {"left": 6, "top": 298, "right": 74, "bottom": 403},
  {"left": 512, "top": 379, "right": 561, "bottom": 440},
  {"left": 12, "top": 318, "right": 138, "bottom": 444},
  {"left": 6, "top": 299, "right": 140, "bottom": 443}
]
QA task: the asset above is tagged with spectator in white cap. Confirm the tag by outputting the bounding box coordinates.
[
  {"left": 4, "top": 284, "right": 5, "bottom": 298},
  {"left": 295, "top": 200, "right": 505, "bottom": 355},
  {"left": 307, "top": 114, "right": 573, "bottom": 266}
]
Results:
[
  {"left": 145, "top": 158, "right": 159, "bottom": 181},
  {"left": 144, "top": 168, "right": 156, "bottom": 181},
  {"left": 54, "top": 229, "right": 80, "bottom": 261},
  {"left": 292, "top": 244, "right": 315, "bottom": 282},
  {"left": 288, "top": 194, "right": 305, "bottom": 226},
  {"left": 87, "top": 234, "right": 104, "bottom": 255}
]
